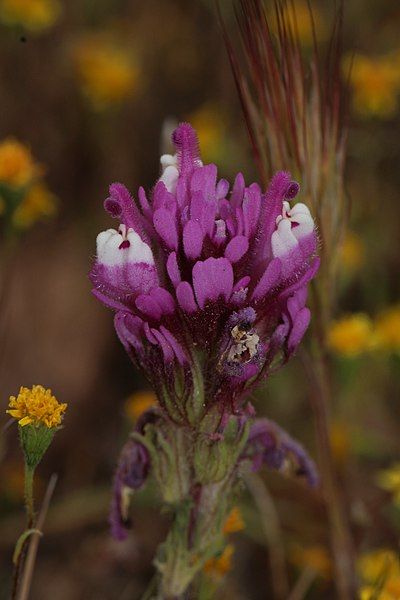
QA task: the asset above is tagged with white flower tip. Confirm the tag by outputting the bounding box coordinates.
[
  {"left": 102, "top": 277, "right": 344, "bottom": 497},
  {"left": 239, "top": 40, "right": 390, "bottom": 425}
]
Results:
[
  {"left": 96, "top": 228, "right": 154, "bottom": 267},
  {"left": 160, "top": 165, "right": 179, "bottom": 193}
]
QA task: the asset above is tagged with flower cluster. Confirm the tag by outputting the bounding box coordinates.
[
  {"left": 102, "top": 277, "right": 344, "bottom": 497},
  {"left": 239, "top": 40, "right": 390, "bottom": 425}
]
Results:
[
  {"left": 91, "top": 122, "right": 319, "bottom": 427},
  {"left": 7, "top": 385, "right": 67, "bottom": 428},
  {"left": 0, "top": 138, "right": 56, "bottom": 232}
]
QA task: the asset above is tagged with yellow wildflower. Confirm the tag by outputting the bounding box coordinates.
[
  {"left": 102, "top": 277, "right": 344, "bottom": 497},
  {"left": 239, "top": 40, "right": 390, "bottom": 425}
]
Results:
[
  {"left": 124, "top": 390, "right": 157, "bottom": 422},
  {"left": 377, "top": 463, "right": 400, "bottom": 506},
  {"left": 327, "top": 314, "right": 375, "bottom": 357},
  {"left": 73, "top": 35, "right": 137, "bottom": 109},
  {"left": 340, "top": 232, "right": 365, "bottom": 272},
  {"left": 345, "top": 53, "right": 400, "bottom": 118},
  {"left": 0, "top": 0, "right": 61, "bottom": 32},
  {"left": 374, "top": 306, "right": 400, "bottom": 353},
  {"left": 12, "top": 182, "right": 56, "bottom": 229},
  {"left": 6, "top": 385, "right": 67, "bottom": 428},
  {"left": 0, "top": 138, "right": 39, "bottom": 188},
  {"left": 358, "top": 549, "right": 400, "bottom": 600},
  {"left": 203, "top": 544, "right": 234, "bottom": 579},
  {"left": 223, "top": 506, "right": 245, "bottom": 535},
  {"left": 289, "top": 544, "right": 332, "bottom": 580}
]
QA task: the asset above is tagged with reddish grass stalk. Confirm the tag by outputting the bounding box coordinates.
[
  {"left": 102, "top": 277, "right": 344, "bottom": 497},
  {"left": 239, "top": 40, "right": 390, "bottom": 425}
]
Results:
[{"left": 220, "top": 1, "right": 355, "bottom": 596}]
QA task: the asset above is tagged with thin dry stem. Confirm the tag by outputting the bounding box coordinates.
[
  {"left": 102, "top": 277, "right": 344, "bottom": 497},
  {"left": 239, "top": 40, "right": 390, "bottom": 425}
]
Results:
[
  {"left": 16, "top": 474, "right": 58, "bottom": 600},
  {"left": 244, "top": 472, "right": 289, "bottom": 600}
]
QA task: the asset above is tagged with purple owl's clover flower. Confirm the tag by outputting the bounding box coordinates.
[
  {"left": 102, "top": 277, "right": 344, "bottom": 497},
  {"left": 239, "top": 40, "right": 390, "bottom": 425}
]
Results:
[
  {"left": 91, "top": 123, "right": 319, "bottom": 586},
  {"left": 90, "top": 122, "right": 319, "bottom": 426}
]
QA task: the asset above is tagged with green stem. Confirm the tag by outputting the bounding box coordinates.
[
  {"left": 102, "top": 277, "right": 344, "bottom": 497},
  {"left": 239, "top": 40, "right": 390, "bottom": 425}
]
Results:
[
  {"left": 11, "top": 465, "right": 36, "bottom": 599},
  {"left": 24, "top": 465, "right": 35, "bottom": 527}
]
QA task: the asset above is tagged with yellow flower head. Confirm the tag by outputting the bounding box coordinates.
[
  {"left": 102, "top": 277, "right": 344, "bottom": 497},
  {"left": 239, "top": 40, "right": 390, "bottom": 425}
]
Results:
[
  {"left": 377, "top": 463, "right": 400, "bottom": 506},
  {"left": 289, "top": 544, "right": 332, "bottom": 580},
  {"left": 124, "top": 390, "right": 157, "bottom": 422},
  {"left": 223, "top": 506, "right": 245, "bottom": 535},
  {"left": 374, "top": 306, "right": 400, "bottom": 353},
  {"left": 340, "top": 232, "right": 365, "bottom": 272},
  {"left": 358, "top": 549, "right": 400, "bottom": 600},
  {"left": 327, "top": 314, "right": 375, "bottom": 357},
  {"left": 73, "top": 35, "right": 137, "bottom": 109},
  {"left": 0, "top": 138, "right": 39, "bottom": 188},
  {"left": 345, "top": 53, "right": 400, "bottom": 118},
  {"left": 203, "top": 544, "right": 234, "bottom": 579},
  {"left": 12, "top": 182, "right": 56, "bottom": 229},
  {"left": 6, "top": 385, "right": 67, "bottom": 428},
  {"left": 0, "top": 0, "right": 61, "bottom": 32}
]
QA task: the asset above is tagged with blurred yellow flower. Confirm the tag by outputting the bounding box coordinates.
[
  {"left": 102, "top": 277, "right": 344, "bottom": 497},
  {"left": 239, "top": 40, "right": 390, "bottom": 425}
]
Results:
[
  {"left": 330, "top": 421, "right": 352, "bottom": 465},
  {"left": 328, "top": 314, "right": 375, "bottom": 357},
  {"left": 0, "top": 0, "right": 61, "bottom": 32},
  {"left": 6, "top": 385, "right": 67, "bottom": 428},
  {"left": 73, "top": 36, "right": 137, "bottom": 110},
  {"left": 12, "top": 182, "right": 56, "bottom": 229},
  {"left": 124, "top": 390, "right": 157, "bottom": 422},
  {"left": 188, "top": 105, "right": 226, "bottom": 163},
  {"left": 203, "top": 544, "right": 234, "bottom": 579},
  {"left": 289, "top": 544, "right": 332, "bottom": 580},
  {"left": 0, "top": 462, "right": 25, "bottom": 500},
  {"left": 358, "top": 549, "right": 400, "bottom": 600},
  {"left": 0, "top": 138, "right": 39, "bottom": 188},
  {"left": 269, "top": 0, "right": 326, "bottom": 45},
  {"left": 377, "top": 463, "right": 400, "bottom": 506},
  {"left": 374, "top": 306, "right": 400, "bottom": 353},
  {"left": 223, "top": 506, "right": 245, "bottom": 535},
  {"left": 340, "top": 232, "right": 365, "bottom": 272},
  {"left": 345, "top": 53, "right": 400, "bottom": 118}
]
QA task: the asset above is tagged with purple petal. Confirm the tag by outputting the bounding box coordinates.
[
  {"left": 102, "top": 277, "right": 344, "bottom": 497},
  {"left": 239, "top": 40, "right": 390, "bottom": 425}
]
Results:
[
  {"left": 190, "top": 164, "right": 217, "bottom": 197},
  {"left": 231, "top": 172, "right": 245, "bottom": 207},
  {"left": 192, "top": 257, "right": 234, "bottom": 309},
  {"left": 151, "top": 328, "right": 174, "bottom": 362},
  {"left": 224, "top": 235, "right": 249, "bottom": 263},
  {"left": 153, "top": 208, "right": 178, "bottom": 251},
  {"left": 183, "top": 220, "right": 204, "bottom": 260},
  {"left": 110, "top": 438, "right": 150, "bottom": 541},
  {"left": 149, "top": 286, "right": 175, "bottom": 315},
  {"left": 242, "top": 183, "right": 261, "bottom": 238},
  {"left": 251, "top": 258, "right": 282, "bottom": 301},
  {"left": 114, "top": 312, "right": 144, "bottom": 353},
  {"left": 216, "top": 178, "right": 229, "bottom": 199},
  {"left": 176, "top": 281, "right": 198, "bottom": 313},
  {"left": 159, "top": 326, "right": 188, "bottom": 365},
  {"left": 135, "top": 294, "right": 163, "bottom": 320},
  {"left": 244, "top": 418, "right": 318, "bottom": 488},
  {"left": 287, "top": 307, "right": 310, "bottom": 354},
  {"left": 144, "top": 322, "right": 157, "bottom": 344},
  {"left": 167, "top": 252, "right": 181, "bottom": 287}
]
